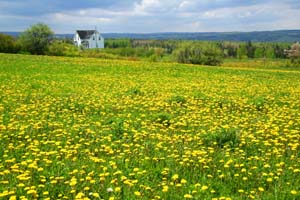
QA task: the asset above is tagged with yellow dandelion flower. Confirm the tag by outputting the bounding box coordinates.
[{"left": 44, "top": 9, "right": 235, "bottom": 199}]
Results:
[
  {"left": 134, "top": 191, "right": 141, "bottom": 196},
  {"left": 181, "top": 179, "right": 187, "bottom": 184},
  {"left": 291, "top": 190, "right": 297, "bottom": 195},
  {"left": 75, "top": 192, "right": 85, "bottom": 199},
  {"left": 9, "top": 196, "right": 17, "bottom": 200},
  {"left": 92, "top": 193, "right": 100, "bottom": 198},
  {"left": 172, "top": 174, "right": 179, "bottom": 180},
  {"left": 162, "top": 186, "right": 168, "bottom": 192},
  {"left": 201, "top": 185, "right": 208, "bottom": 191},
  {"left": 184, "top": 194, "right": 193, "bottom": 199},
  {"left": 115, "top": 187, "right": 121, "bottom": 192}
]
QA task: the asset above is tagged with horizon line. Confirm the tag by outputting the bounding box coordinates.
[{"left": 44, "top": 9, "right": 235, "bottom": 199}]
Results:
[{"left": 2, "top": 29, "right": 300, "bottom": 35}]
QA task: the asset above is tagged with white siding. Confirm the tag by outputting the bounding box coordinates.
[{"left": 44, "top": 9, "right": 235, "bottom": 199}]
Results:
[
  {"left": 88, "top": 32, "right": 104, "bottom": 49},
  {"left": 73, "top": 33, "right": 82, "bottom": 47},
  {"left": 74, "top": 31, "right": 104, "bottom": 49}
]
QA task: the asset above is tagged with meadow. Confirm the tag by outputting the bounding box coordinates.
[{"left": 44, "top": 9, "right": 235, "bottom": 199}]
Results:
[{"left": 0, "top": 53, "right": 299, "bottom": 200}]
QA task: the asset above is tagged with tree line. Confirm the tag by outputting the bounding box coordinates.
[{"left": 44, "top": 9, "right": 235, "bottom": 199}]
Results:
[{"left": 0, "top": 23, "right": 299, "bottom": 66}]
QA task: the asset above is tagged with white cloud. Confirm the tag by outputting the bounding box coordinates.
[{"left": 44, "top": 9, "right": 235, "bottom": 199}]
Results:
[{"left": 1, "top": 0, "right": 300, "bottom": 33}]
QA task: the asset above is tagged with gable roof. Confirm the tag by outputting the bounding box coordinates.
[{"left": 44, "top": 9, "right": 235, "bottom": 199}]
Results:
[{"left": 76, "top": 30, "right": 97, "bottom": 40}]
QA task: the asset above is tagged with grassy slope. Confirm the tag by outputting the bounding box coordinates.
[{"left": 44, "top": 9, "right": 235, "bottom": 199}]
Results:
[{"left": 0, "top": 53, "right": 299, "bottom": 199}]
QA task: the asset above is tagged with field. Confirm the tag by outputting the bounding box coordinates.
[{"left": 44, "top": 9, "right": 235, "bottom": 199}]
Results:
[{"left": 0, "top": 53, "right": 299, "bottom": 200}]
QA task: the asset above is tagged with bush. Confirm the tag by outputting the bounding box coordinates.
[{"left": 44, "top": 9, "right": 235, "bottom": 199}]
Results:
[
  {"left": 47, "top": 41, "right": 79, "bottom": 57},
  {"left": 286, "top": 59, "right": 300, "bottom": 68},
  {"left": 80, "top": 50, "right": 121, "bottom": 60},
  {"left": 0, "top": 33, "right": 20, "bottom": 53},
  {"left": 100, "top": 47, "right": 156, "bottom": 58},
  {"left": 173, "top": 43, "right": 223, "bottom": 66}
]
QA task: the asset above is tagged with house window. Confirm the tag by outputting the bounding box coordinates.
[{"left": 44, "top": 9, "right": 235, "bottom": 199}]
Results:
[
  {"left": 93, "top": 36, "right": 95, "bottom": 40},
  {"left": 99, "top": 37, "right": 101, "bottom": 40}
]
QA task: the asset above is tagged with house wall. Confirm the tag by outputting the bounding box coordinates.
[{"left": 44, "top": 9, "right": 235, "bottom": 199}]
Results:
[
  {"left": 73, "top": 33, "right": 81, "bottom": 47},
  {"left": 88, "top": 32, "right": 104, "bottom": 49},
  {"left": 74, "top": 31, "right": 105, "bottom": 49}
]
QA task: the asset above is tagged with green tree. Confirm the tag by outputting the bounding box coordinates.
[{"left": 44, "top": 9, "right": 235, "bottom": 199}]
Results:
[
  {"left": 105, "top": 39, "right": 132, "bottom": 48},
  {"left": 254, "top": 47, "right": 264, "bottom": 58},
  {"left": 265, "top": 47, "right": 275, "bottom": 58},
  {"left": 237, "top": 45, "right": 248, "bottom": 59},
  {"left": 173, "top": 43, "right": 223, "bottom": 66},
  {"left": 220, "top": 41, "right": 238, "bottom": 58},
  {"left": 274, "top": 44, "right": 286, "bottom": 58},
  {"left": 18, "top": 23, "right": 54, "bottom": 54},
  {"left": 246, "top": 41, "right": 255, "bottom": 58},
  {"left": 0, "top": 33, "right": 19, "bottom": 53}
]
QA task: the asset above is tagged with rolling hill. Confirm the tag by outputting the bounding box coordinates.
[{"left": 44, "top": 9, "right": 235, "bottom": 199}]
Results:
[{"left": 2, "top": 30, "right": 300, "bottom": 42}]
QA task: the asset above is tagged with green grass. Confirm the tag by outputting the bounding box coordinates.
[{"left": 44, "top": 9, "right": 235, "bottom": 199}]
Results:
[{"left": 0, "top": 53, "right": 299, "bottom": 200}]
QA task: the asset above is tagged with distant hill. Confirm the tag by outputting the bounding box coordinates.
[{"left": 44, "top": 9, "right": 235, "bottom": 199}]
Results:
[{"left": 2, "top": 30, "right": 300, "bottom": 42}]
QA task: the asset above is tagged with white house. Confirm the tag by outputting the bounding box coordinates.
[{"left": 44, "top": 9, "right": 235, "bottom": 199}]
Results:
[{"left": 73, "top": 30, "right": 104, "bottom": 49}]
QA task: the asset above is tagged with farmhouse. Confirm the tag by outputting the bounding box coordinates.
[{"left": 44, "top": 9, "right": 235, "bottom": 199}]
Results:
[{"left": 73, "top": 30, "right": 104, "bottom": 49}]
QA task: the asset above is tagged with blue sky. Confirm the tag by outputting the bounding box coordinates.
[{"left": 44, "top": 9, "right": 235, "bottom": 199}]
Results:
[{"left": 0, "top": 0, "right": 300, "bottom": 33}]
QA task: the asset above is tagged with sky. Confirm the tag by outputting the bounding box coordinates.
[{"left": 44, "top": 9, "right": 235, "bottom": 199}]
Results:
[{"left": 0, "top": 0, "right": 300, "bottom": 33}]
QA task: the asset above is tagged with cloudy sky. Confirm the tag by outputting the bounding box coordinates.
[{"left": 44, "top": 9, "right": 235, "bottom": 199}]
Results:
[{"left": 0, "top": 0, "right": 300, "bottom": 33}]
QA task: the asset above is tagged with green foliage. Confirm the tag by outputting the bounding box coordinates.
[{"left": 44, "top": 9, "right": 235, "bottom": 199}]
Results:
[
  {"left": 220, "top": 42, "right": 238, "bottom": 58},
  {"left": 0, "top": 33, "right": 20, "bottom": 53},
  {"left": 254, "top": 47, "right": 264, "bottom": 58},
  {"left": 274, "top": 44, "right": 288, "bottom": 58},
  {"left": 173, "top": 43, "right": 223, "bottom": 66},
  {"left": 154, "top": 113, "right": 172, "bottom": 127},
  {"left": 265, "top": 47, "right": 275, "bottom": 59},
  {"left": 286, "top": 59, "right": 300, "bottom": 68},
  {"left": 168, "top": 95, "right": 187, "bottom": 104},
  {"left": 237, "top": 45, "right": 248, "bottom": 59},
  {"left": 46, "top": 40, "right": 79, "bottom": 57},
  {"left": 18, "top": 23, "right": 54, "bottom": 55},
  {"left": 202, "top": 129, "right": 240, "bottom": 149},
  {"left": 80, "top": 49, "right": 123, "bottom": 60},
  {"left": 100, "top": 47, "right": 157, "bottom": 58},
  {"left": 105, "top": 39, "right": 132, "bottom": 48},
  {"left": 246, "top": 41, "right": 255, "bottom": 58},
  {"left": 132, "top": 40, "right": 178, "bottom": 54}
]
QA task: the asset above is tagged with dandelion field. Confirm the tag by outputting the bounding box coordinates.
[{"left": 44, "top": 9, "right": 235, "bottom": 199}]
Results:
[{"left": 0, "top": 53, "right": 299, "bottom": 200}]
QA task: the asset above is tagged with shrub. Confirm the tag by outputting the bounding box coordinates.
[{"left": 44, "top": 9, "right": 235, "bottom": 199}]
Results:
[
  {"left": 173, "top": 43, "right": 223, "bottom": 66},
  {"left": 47, "top": 41, "right": 79, "bottom": 57},
  {"left": 80, "top": 50, "right": 120, "bottom": 60},
  {"left": 0, "top": 33, "right": 20, "bottom": 53}
]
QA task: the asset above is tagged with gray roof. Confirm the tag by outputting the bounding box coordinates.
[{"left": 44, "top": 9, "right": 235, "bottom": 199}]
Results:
[{"left": 76, "top": 30, "right": 97, "bottom": 39}]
